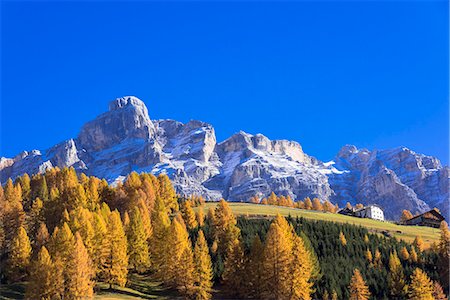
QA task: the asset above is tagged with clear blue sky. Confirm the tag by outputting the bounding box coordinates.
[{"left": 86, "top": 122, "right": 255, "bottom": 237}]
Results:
[{"left": 1, "top": 1, "right": 448, "bottom": 165}]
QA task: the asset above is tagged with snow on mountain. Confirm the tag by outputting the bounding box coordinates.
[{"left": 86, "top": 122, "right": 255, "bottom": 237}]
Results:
[{"left": 1, "top": 96, "right": 448, "bottom": 220}]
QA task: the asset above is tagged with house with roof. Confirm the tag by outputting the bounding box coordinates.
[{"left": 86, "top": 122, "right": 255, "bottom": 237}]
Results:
[
  {"left": 338, "top": 204, "right": 385, "bottom": 221},
  {"left": 403, "top": 208, "right": 445, "bottom": 228}
]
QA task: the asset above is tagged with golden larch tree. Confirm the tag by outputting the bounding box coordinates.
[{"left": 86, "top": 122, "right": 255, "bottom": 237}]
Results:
[
  {"left": 408, "top": 268, "right": 434, "bottom": 300},
  {"left": 365, "top": 249, "right": 373, "bottom": 265},
  {"left": 438, "top": 221, "right": 449, "bottom": 289},
  {"left": 348, "top": 269, "right": 370, "bottom": 300},
  {"left": 373, "top": 249, "right": 382, "bottom": 269},
  {"left": 193, "top": 230, "right": 213, "bottom": 300},
  {"left": 127, "top": 206, "right": 151, "bottom": 273},
  {"left": 181, "top": 200, "right": 198, "bottom": 230},
  {"left": 26, "top": 246, "right": 63, "bottom": 299},
  {"left": 400, "top": 246, "right": 410, "bottom": 261},
  {"left": 339, "top": 231, "right": 347, "bottom": 246},
  {"left": 66, "top": 232, "right": 94, "bottom": 299},
  {"left": 7, "top": 226, "right": 32, "bottom": 280},
  {"left": 432, "top": 281, "right": 447, "bottom": 300},
  {"left": 222, "top": 237, "right": 245, "bottom": 297},
  {"left": 262, "top": 220, "right": 293, "bottom": 299},
  {"left": 413, "top": 236, "right": 424, "bottom": 252},
  {"left": 289, "top": 235, "right": 313, "bottom": 300},
  {"left": 196, "top": 205, "right": 205, "bottom": 227},
  {"left": 104, "top": 210, "right": 128, "bottom": 288},
  {"left": 400, "top": 210, "right": 413, "bottom": 222},
  {"left": 312, "top": 198, "right": 323, "bottom": 211},
  {"left": 388, "top": 251, "right": 407, "bottom": 298},
  {"left": 150, "top": 196, "right": 171, "bottom": 280}
]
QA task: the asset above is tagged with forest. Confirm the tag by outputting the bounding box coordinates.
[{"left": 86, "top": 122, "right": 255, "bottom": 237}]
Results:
[{"left": 0, "top": 167, "right": 448, "bottom": 299}]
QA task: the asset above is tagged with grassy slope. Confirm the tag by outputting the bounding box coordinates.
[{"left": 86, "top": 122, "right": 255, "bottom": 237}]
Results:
[{"left": 200, "top": 202, "right": 440, "bottom": 247}]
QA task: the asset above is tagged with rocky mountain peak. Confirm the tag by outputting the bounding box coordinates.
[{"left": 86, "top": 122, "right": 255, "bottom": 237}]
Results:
[
  {"left": 77, "top": 96, "right": 156, "bottom": 151},
  {"left": 1, "top": 96, "right": 448, "bottom": 220},
  {"left": 108, "top": 96, "right": 148, "bottom": 112}
]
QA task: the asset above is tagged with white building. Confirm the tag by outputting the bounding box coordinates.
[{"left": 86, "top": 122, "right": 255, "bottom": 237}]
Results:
[{"left": 354, "top": 205, "right": 384, "bottom": 221}]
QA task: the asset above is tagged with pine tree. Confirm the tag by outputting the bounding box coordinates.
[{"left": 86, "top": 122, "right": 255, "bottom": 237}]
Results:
[
  {"left": 49, "top": 222, "right": 75, "bottom": 264},
  {"left": 363, "top": 234, "right": 369, "bottom": 244},
  {"left": 178, "top": 246, "right": 196, "bottom": 297},
  {"left": 181, "top": 200, "right": 198, "bottom": 230},
  {"left": 413, "top": 236, "right": 424, "bottom": 252},
  {"left": 365, "top": 249, "right": 373, "bottom": 265},
  {"left": 400, "top": 210, "right": 413, "bottom": 222},
  {"left": 388, "top": 251, "right": 407, "bottom": 298},
  {"left": 410, "top": 247, "right": 418, "bottom": 263},
  {"left": 373, "top": 249, "right": 382, "bottom": 269},
  {"left": 165, "top": 218, "right": 195, "bottom": 296},
  {"left": 7, "top": 226, "right": 32, "bottom": 281},
  {"left": 289, "top": 235, "right": 313, "bottom": 300},
  {"left": 339, "top": 231, "right": 347, "bottom": 246},
  {"left": 304, "top": 197, "right": 313, "bottom": 210},
  {"left": 348, "top": 269, "right": 370, "bottom": 300},
  {"left": 26, "top": 246, "right": 63, "bottom": 299},
  {"left": 245, "top": 235, "right": 264, "bottom": 298},
  {"left": 69, "top": 208, "right": 95, "bottom": 258},
  {"left": 400, "top": 246, "right": 410, "bottom": 261},
  {"left": 34, "top": 222, "right": 50, "bottom": 253},
  {"left": 66, "top": 233, "right": 94, "bottom": 299},
  {"left": 157, "top": 174, "right": 178, "bottom": 212},
  {"left": 196, "top": 205, "right": 205, "bottom": 227},
  {"left": 103, "top": 210, "right": 128, "bottom": 288},
  {"left": 193, "top": 230, "right": 213, "bottom": 300},
  {"left": 408, "top": 268, "right": 433, "bottom": 300},
  {"left": 127, "top": 207, "right": 150, "bottom": 273},
  {"left": 91, "top": 212, "right": 108, "bottom": 276},
  {"left": 213, "top": 199, "right": 240, "bottom": 256},
  {"left": 267, "top": 192, "right": 278, "bottom": 205},
  {"left": 438, "top": 221, "right": 449, "bottom": 289},
  {"left": 150, "top": 196, "right": 171, "bottom": 280},
  {"left": 262, "top": 219, "right": 293, "bottom": 299},
  {"left": 26, "top": 197, "right": 44, "bottom": 237},
  {"left": 312, "top": 198, "right": 323, "bottom": 211},
  {"left": 432, "top": 281, "right": 446, "bottom": 300},
  {"left": 222, "top": 237, "right": 245, "bottom": 296},
  {"left": 16, "top": 174, "right": 31, "bottom": 208}
]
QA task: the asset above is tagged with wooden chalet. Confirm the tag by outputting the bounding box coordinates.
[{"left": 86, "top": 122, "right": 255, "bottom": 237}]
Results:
[{"left": 404, "top": 209, "right": 445, "bottom": 228}]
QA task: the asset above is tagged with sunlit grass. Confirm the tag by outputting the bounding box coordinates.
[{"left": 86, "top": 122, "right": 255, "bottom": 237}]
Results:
[{"left": 199, "top": 202, "right": 440, "bottom": 247}]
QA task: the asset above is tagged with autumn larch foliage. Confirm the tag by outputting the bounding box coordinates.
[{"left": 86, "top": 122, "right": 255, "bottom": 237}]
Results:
[
  {"left": 65, "top": 232, "right": 94, "bottom": 299},
  {"left": 348, "top": 269, "right": 370, "bottom": 300},
  {"left": 126, "top": 206, "right": 151, "bottom": 273},
  {"left": 103, "top": 210, "right": 128, "bottom": 288},
  {"left": 193, "top": 230, "right": 213, "bottom": 300},
  {"left": 7, "top": 226, "right": 31, "bottom": 281},
  {"left": 26, "top": 246, "right": 62, "bottom": 299},
  {"left": 387, "top": 251, "right": 407, "bottom": 298},
  {"left": 408, "top": 268, "right": 434, "bottom": 300}
]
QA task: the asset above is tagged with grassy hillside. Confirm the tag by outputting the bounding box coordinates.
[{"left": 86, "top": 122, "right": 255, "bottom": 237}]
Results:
[{"left": 199, "top": 202, "right": 440, "bottom": 247}]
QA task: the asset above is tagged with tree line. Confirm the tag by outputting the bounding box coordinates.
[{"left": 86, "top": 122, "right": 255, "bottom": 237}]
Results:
[{"left": 0, "top": 167, "right": 448, "bottom": 299}]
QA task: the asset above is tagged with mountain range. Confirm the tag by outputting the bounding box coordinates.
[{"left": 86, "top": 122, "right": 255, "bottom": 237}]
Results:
[{"left": 1, "top": 96, "right": 448, "bottom": 220}]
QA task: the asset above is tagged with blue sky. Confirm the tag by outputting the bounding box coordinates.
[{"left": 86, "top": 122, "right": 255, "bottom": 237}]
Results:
[{"left": 1, "top": 1, "right": 448, "bottom": 164}]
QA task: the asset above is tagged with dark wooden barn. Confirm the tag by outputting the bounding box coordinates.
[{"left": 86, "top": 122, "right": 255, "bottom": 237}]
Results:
[{"left": 404, "top": 208, "right": 445, "bottom": 228}]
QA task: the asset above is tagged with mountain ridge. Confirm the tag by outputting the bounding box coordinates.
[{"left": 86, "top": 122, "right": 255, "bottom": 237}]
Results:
[{"left": 1, "top": 96, "right": 448, "bottom": 220}]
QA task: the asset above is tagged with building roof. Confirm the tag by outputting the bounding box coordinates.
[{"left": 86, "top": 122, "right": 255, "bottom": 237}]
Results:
[
  {"left": 406, "top": 208, "right": 445, "bottom": 222},
  {"left": 355, "top": 204, "right": 384, "bottom": 213}
]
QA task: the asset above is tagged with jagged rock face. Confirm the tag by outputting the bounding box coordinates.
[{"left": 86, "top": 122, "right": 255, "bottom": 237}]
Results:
[
  {"left": 1, "top": 96, "right": 448, "bottom": 220},
  {"left": 329, "top": 146, "right": 449, "bottom": 219},
  {"left": 78, "top": 96, "right": 156, "bottom": 152}
]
